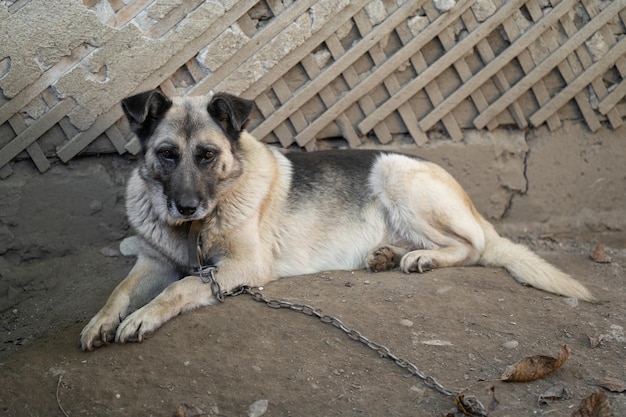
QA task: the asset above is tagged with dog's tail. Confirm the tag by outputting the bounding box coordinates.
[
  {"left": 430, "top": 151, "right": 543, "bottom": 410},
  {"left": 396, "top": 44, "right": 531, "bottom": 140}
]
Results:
[{"left": 478, "top": 221, "right": 594, "bottom": 301}]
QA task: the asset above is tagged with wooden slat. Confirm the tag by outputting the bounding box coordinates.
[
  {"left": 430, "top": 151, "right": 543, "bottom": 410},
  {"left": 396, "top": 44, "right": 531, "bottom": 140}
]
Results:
[
  {"left": 358, "top": 0, "right": 527, "bottom": 135},
  {"left": 8, "top": 115, "right": 51, "bottom": 173},
  {"left": 105, "top": 125, "right": 128, "bottom": 154},
  {"left": 106, "top": 0, "right": 152, "bottom": 28},
  {"left": 473, "top": 0, "right": 623, "bottom": 130},
  {"left": 147, "top": 0, "right": 205, "bottom": 38},
  {"left": 0, "top": 98, "right": 76, "bottom": 169},
  {"left": 7, "top": 0, "right": 32, "bottom": 14},
  {"left": 598, "top": 78, "right": 626, "bottom": 115}
]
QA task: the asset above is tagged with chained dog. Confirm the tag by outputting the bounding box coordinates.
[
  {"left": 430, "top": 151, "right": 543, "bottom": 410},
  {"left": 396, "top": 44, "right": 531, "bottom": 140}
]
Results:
[{"left": 79, "top": 90, "right": 593, "bottom": 350}]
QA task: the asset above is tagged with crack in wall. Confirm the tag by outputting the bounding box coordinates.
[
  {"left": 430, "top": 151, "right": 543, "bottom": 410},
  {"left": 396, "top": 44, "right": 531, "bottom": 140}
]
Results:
[{"left": 499, "top": 130, "right": 531, "bottom": 221}]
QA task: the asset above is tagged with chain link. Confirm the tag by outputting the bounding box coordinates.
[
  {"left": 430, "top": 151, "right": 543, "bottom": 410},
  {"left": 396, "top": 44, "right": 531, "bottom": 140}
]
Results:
[{"left": 197, "top": 266, "right": 223, "bottom": 302}]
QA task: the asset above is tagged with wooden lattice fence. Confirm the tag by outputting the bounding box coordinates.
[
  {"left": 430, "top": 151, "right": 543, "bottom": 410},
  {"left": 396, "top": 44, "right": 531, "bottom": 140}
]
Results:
[{"left": 0, "top": 0, "right": 625, "bottom": 177}]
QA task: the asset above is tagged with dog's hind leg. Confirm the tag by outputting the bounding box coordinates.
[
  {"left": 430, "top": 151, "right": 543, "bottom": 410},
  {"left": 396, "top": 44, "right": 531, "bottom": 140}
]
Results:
[{"left": 369, "top": 154, "right": 485, "bottom": 274}]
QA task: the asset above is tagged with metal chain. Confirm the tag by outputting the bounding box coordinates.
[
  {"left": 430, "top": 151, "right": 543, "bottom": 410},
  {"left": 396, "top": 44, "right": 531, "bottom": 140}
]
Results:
[
  {"left": 223, "top": 286, "right": 491, "bottom": 417},
  {"left": 197, "top": 265, "right": 223, "bottom": 302}
]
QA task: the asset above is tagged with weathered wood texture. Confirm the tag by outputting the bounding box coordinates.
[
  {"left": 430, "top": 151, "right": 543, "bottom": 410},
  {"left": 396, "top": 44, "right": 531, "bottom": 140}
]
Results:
[{"left": 1, "top": 0, "right": 625, "bottom": 176}]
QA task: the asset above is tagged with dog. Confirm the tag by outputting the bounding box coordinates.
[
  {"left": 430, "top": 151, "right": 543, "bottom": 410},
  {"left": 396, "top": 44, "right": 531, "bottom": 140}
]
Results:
[{"left": 79, "top": 90, "right": 594, "bottom": 350}]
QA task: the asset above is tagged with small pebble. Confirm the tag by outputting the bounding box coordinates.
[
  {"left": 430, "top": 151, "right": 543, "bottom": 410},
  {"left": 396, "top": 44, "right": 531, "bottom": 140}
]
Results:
[
  {"left": 248, "top": 399, "right": 268, "bottom": 417},
  {"left": 501, "top": 340, "right": 519, "bottom": 349},
  {"left": 101, "top": 246, "right": 120, "bottom": 257},
  {"left": 399, "top": 319, "right": 414, "bottom": 327},
  {"left": 119, "top": 236, "right": 139, "bottom": 257},
  {"left": 89, "top": 200, "right": 103, "bottom": 214},
  {"left": 563, "top": 297, "right": 579, "bottom": 308},
  {"left": 433, "top": 0, "right": 456, "bottom": 12},
  {"left": 435, "top": 286, "right": 452, "bottom": 295}
]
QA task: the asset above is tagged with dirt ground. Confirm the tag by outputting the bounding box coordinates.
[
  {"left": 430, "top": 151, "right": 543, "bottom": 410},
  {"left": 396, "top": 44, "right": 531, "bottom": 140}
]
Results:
[{"left": 1, "top": 224, "right": 625, "bottom": 416}]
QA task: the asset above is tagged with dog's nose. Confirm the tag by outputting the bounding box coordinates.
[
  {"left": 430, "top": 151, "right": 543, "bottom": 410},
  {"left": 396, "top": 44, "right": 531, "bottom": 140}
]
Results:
[{"left": 176, "top": 202, "right": 197, "bottom": 216}]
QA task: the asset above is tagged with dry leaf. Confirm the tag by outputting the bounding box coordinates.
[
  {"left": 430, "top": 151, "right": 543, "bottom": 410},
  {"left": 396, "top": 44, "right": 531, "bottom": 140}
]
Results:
[
  {"left": 571, "top": 390, "right": 611, "bottom": 417},
  {"left": 454, "top": 393, "right": 489, "bottom": 417},
  {"left": 589, "top": 334, "right": 611, "bottom": 348},
  {"left": 596, "top": 376, "right": 626, "bottom": 393},
  {"left": 501, "top": 345, "right": 571, "bottom": 382},
  {"left": 590, "top": 243, "right": 612, "bottom": 263}
]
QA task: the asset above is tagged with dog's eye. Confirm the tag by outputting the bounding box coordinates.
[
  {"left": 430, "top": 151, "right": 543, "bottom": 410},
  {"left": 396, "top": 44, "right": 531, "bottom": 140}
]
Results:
[
  {"left": 159, "top": 149, "right": 176, "bottom": 161},
  {"left": 202, "top": 151, "right": 216, "bottom": 161}
]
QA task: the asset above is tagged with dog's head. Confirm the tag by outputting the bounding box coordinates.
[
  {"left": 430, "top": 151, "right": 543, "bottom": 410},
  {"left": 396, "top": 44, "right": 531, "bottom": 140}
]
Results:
[{"left": 122, "top": 90, "right": 254, "bottom": 223}]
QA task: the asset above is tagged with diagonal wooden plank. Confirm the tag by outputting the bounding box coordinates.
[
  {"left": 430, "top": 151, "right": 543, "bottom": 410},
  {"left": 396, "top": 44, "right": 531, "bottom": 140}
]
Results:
[
  {"left": 0, "top": 98, "right": 76, "bottom": 169},
  {"left": 251, "top": 0, "right": 425, "bottom": 141},
  {"left": 530, "top": 36, "right": 626, "bottom": 126},
  {"left": 280, "top": 0, "right": 468, "bottom": 144},
  {"left": 8, "top": 115, "right": 51, "bottom": 173},
  {"left": 189, "top": 0, "right": 319, "bottom": 97},
  {"left": 147, "top": 0, "right": 205, "bottom": 38},
  {"left": 472, "top": 0, "right": 624, "bottom": 130},
  {"left": 598, "top": 77, "right": 626, "bottom": 115},
  {"left": 357, "top": 0, "right": 527, "bottom": 135},
  {"left": 105, "top": 125, "right": 129, "bottom": 155},
  {"left": 106, "top": 0, "right": 152, "bottom": 28}
]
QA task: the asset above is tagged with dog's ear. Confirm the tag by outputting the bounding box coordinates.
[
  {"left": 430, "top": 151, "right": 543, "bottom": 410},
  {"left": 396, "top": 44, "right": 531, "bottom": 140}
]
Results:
[
  {"left": 121, "top": 90, "right": 172, "bottom": 143},
  {"left": 207, "top": 93, "right": 254, "bottom": 141}
]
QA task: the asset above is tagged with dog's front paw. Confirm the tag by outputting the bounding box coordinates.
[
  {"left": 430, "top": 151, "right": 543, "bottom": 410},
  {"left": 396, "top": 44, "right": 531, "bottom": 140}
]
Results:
[
  {"left": 115, "top": 305, "right": 164, "bottom": 344},
  {"left": 79, "top": 310, "right": 122, "bottom": 351}
]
